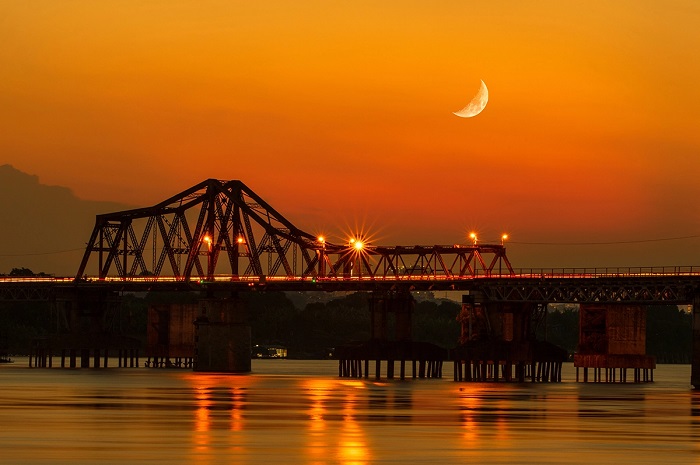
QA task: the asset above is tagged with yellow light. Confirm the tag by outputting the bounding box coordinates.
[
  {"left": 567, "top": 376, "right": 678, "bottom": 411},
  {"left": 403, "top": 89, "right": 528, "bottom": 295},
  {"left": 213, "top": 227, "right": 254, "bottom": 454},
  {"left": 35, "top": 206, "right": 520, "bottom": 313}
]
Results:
[
  {"left": 349, "top": 238, "right": 356, "bottom": 244},
  {"left": 237, "top": 236, "right": 244, "bottom": 244},
  {"left": 469, "top": 232, "right": 477, "bottom": 245},
  {"left": 501, "top": 234, "right": 509, "bottom": 245},
  {"left": 317, "top": 236, "right": 325, "bottom": 244},
  {"left": 203, "top": 235, "right": 212, "bottom": 244},
  {"left": 353, "top": 240, "right": 364, "bottom": 251}
]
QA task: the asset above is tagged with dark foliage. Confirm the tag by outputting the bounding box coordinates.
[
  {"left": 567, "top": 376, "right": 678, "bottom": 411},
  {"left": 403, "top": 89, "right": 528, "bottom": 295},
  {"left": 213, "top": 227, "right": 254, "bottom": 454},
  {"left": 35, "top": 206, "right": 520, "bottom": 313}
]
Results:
[
  {"left": 646, "top": 305, "right": 692, "bottom": 363},
  {"left": 537, "top": 307, "right": 579, "bottom": 355}
]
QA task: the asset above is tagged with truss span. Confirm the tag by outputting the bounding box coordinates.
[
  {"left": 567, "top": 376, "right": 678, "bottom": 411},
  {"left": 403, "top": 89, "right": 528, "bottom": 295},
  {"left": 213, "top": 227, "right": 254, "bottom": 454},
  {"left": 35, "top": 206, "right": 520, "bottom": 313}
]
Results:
[{"left": 75, "top": 179, "right": 514, "bottom": 282}]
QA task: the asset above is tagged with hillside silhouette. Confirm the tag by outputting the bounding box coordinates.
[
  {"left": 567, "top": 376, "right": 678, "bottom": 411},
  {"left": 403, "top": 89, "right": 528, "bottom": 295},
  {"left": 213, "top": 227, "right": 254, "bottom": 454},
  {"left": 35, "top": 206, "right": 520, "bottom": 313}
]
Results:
[{"left": 0, "top": 165, "right": 132, "bottom": 276}]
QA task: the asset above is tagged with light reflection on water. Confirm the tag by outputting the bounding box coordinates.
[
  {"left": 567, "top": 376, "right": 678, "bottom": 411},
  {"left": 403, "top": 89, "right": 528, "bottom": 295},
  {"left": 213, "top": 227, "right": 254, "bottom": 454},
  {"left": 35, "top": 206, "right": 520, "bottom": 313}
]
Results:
[{"left": 1, "top": 360, "right": 699, "bottom": 464}]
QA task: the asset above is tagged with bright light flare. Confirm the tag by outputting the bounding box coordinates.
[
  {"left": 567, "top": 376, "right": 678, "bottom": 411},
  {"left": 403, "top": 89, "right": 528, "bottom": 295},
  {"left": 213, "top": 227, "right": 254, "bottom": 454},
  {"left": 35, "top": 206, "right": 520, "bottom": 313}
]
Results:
[
  {"left": 469, "top": 232, "right": 478, "bottom": 245},
  {"left": 353, "top": 240, "right": 365, "bottom": 251},
  {"left": 236, "top": 236, "right": 245, "bottom": 244},
  {"left": 501, "top": 234, "right": 509, "bottom": 245}
]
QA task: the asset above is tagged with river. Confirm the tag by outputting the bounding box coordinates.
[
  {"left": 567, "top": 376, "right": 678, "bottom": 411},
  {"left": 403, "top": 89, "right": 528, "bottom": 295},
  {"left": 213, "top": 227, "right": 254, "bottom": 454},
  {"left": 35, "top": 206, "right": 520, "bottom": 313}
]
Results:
[{"left": 1, "top": 360, "right": 699, "bottom": 464}]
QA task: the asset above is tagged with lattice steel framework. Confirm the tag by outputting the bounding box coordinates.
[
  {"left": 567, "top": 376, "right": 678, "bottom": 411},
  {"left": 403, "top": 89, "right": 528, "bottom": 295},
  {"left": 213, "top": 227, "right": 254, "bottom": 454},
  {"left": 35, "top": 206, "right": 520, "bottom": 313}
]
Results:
[
  {"left": 476, "top": 277, "right": 700, "bottom": 304},
  {"left": 75, "top": 179, "right": 514, "bottom": 281},
  {"left": 0, "top": 283, "right": 53, "bottom": 301}
]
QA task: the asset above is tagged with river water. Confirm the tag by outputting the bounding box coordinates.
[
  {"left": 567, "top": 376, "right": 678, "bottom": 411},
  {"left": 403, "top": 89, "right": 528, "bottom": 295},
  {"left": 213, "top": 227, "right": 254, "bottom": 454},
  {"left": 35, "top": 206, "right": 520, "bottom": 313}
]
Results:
[{"left": 1, "top": 360, "right": 699, "bottom": 464}]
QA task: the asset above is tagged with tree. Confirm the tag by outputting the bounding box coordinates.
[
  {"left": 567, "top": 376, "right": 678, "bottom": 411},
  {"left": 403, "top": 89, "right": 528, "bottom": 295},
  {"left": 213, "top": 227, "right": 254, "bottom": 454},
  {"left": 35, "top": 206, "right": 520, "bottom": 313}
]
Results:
[
  {"left": 9, "top": 267, "right": 35, "bottom": 277},
  {"left": 646, "top": 305, "right": 692, "bottom": 363}
]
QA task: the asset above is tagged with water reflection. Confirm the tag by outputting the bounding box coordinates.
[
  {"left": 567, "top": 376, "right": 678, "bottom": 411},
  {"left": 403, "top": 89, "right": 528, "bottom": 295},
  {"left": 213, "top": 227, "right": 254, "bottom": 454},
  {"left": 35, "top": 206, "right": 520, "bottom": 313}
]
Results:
[
  {"left": 185, "top": 374, "right": 250, "bottom": 462},
  {"left": 305, "top": 379, "right": 331, "bottom": 464},
  {"left": 1, "top": 362, "right": 698, "bottom": 464},
  {"left": 302, "top": 379, "right": 370, "bottom": 464},
  {"left": 339, "top": 387, "right": 370, "bottom": 465}
]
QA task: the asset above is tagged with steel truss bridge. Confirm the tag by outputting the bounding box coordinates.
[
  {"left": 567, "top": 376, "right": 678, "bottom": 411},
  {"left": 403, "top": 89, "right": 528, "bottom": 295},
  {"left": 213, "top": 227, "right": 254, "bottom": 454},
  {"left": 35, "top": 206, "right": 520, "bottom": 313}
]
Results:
[
  {"left": 1, "top": 179, "right": 699, "bottom": 304},
  {"left": 2, "top": 268, "right": 700, "bottom": 304}
]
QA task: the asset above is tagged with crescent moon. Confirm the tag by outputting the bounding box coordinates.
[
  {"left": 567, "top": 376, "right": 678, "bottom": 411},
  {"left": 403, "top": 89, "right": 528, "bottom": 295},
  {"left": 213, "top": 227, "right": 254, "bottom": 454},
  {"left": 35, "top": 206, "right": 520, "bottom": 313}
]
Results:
[{"left": 453, "top": 80, "right": 488, "bottom": 118}]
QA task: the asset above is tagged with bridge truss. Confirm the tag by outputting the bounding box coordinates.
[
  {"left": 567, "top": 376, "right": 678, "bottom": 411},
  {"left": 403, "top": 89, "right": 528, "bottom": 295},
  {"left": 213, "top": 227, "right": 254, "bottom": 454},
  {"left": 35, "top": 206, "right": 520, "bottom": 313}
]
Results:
[
  {"left": 76, "top": 179, "right": 514, "bottom": 282},
  {"left": 474, "top": 275, "right": 700, "bottom": 304}
]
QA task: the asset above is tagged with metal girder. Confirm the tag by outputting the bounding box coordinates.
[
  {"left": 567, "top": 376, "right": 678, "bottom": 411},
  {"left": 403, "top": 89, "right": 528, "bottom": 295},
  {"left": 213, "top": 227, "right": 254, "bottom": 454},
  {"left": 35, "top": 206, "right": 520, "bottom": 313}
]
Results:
[
  {"left": 0, "top": 283, "right": 53, "bottom": 301},
  {"left": 76, "top": 179, "right": 516, "bottom": 283},
  {"left": 476, "top": 277, "right": 699, "bottom": 304},
  {"left": 76, "top": 180, "right": 322, "bottom": 280}
]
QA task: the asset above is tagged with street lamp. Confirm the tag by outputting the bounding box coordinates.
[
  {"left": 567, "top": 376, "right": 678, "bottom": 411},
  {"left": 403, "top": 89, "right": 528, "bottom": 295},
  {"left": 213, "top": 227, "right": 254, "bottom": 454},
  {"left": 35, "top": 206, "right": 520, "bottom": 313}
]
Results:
[
  {"left": 317, "top": 236, "right": 326, "bottom": 278},
  {"left": 469, "top": 232, "right": 477, "bottom": 245},
  {"left": 202, "top": 235, "right": 213, "bottom": 281},
  {"left": 501, "top": 234, "right": 509, "bottom": 245},
  {"left": 203, "top": 235, "right": 212, "bottom": 252}
]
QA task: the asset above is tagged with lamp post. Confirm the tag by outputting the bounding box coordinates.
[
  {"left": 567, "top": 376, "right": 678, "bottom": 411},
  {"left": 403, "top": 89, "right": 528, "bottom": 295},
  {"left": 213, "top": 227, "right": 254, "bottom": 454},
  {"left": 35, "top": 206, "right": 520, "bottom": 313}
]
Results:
[
  {"left": 499, "top": 234, "right": 509, "bottom": 276},
  {"left": 317, "top": 236, "right": 326, "bottom": 278},
  {"left": 203, "top": 235, "right": 213, "bottom": 281}
]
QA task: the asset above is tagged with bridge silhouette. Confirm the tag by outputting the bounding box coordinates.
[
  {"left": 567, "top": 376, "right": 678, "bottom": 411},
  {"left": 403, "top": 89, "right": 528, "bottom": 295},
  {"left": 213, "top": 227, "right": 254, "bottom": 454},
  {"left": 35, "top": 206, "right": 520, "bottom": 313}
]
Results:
[{"left": 2, "top": 179, "right": 700, "bottom": 387}]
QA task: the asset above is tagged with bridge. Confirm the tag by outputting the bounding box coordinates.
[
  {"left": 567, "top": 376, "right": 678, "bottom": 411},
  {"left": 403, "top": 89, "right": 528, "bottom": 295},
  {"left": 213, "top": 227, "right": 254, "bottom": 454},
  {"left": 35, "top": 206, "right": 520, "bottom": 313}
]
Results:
[{"left": 1, "top": 179, "right": 700, "bottom": 386}]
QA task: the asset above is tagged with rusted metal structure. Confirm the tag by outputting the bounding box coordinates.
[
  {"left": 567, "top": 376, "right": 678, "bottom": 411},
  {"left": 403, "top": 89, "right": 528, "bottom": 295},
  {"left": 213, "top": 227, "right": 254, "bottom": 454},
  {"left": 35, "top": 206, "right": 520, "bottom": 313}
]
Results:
[
  {"left": 28, "top": 285, "right": 140, "bottom": 369},
  {"left": 575, "top": 304, "right": 655, "bottom": 382},
  {"left": 2, "top": 178, "right": 699, "bottom": 385},
  {"left": 452, "top": 296, "right": 567, "bottom": 383},
  {"left": 75, "top": 179, "right": 514, "bottom": 282},
  {"left": 336, "top": 290, "right": 447, "bottom": 380},
  {"left": 146, "top": 303, "right": 197, "bottom": 368}
]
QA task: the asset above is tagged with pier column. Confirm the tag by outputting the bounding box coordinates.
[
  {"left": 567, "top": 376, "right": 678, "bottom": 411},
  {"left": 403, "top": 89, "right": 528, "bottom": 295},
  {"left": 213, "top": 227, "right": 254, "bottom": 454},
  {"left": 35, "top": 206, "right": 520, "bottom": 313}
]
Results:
[
  {"left": 691, "top": 293, "right": 700, "bottom": 389},
  {"left": 194, "top": 293, "right": 251, "bottom": 373}
]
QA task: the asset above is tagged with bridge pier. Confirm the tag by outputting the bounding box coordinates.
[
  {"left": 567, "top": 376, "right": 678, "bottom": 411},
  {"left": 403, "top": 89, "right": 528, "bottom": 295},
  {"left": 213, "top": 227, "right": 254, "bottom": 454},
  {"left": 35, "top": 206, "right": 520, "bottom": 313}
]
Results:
[
  {"left": 691, "top": 293, "right": 700, "bottom": 389},
  {"left": 145, "top": 303, "right": 197, "bottom": 368},
  {"left": 574, "top": 304, "right": 655, "bottom": 383},
  {"left": 452, "top": 299, "right": 567, "bottom": 383},
  {"left": 336, "top": 290, "right": 446, "bottom": 380},
  {"left": 194, "top": 294, "right": 251, "bottom": 373},
  {"left": 30, "top": 286, "right": 140, "bottom": 369}
]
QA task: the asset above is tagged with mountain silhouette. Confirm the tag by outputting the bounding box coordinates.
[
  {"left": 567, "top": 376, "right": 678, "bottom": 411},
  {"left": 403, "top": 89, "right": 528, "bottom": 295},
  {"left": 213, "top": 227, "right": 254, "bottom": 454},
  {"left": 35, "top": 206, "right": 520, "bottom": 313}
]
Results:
[{"left": 0, "top": 165, "right": 133, "bottom": 276}]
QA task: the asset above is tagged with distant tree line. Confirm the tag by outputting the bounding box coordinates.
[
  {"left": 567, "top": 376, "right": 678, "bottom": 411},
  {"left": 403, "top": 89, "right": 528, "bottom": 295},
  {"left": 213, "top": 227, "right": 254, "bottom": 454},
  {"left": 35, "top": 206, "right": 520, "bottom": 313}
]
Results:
[{"left": 0, "top": 267, "right": 52, "bottom": 277}]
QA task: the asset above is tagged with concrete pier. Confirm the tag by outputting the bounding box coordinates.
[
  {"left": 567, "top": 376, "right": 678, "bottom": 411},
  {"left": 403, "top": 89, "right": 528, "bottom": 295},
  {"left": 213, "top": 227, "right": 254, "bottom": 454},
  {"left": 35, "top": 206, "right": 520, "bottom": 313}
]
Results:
[{"left": 194, "top": 294, "right": 251, "bottom": 373}]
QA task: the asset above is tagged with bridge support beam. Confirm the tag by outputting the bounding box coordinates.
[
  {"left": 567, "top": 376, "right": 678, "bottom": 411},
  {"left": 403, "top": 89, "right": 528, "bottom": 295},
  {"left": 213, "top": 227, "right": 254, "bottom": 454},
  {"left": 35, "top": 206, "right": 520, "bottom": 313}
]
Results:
[
  {"left": 369, "top": 290, "right": 413, "bottom": 342},
  {"left": 31, "top": 285, "right": 139, "bottom": 369},
  {"left": 574, "top": 304, "right": 655, "bottom": 383},
  {"left": 194, "top": 294, "right": 251, "bottom": 373},
  {"left": 691, "top": 293, "right": 700, "bottom": 389},
  {"left": 337, "top": 290, "right": 446, "bottom": 380},
  {"left": 452, "top": 300, "right": 567, "bottom": 383}
]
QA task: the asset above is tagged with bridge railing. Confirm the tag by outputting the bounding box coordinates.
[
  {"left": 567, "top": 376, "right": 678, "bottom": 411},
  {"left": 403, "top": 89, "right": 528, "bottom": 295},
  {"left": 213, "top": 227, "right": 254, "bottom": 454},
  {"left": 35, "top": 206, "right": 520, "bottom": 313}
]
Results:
[
  {"left": 509, "top": 266, "right": 700, "bottom": 279},
  {"left": 3, "top": 266, "right": 700, "bottom": 284}
]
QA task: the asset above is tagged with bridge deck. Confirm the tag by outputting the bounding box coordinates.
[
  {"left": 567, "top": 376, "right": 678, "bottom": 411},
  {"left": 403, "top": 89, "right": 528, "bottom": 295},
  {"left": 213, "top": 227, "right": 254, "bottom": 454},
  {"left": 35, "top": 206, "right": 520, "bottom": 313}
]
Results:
[{"left": 2, "top": 267, "right": 700, "bottom": 303}]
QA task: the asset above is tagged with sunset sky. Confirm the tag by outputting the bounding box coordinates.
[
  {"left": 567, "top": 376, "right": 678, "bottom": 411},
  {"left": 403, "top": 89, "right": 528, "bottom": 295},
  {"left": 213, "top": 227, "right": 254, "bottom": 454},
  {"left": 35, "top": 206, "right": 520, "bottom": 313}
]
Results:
[{"left": 2, "top": 1, "right": 699, "bottom": 270}]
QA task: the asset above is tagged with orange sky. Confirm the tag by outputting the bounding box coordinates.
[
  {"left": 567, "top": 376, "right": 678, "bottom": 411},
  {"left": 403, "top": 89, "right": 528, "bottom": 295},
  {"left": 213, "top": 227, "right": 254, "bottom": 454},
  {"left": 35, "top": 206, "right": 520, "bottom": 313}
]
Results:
[{"left": 1, "top": 1, "right": 699, "bottom": 268}]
